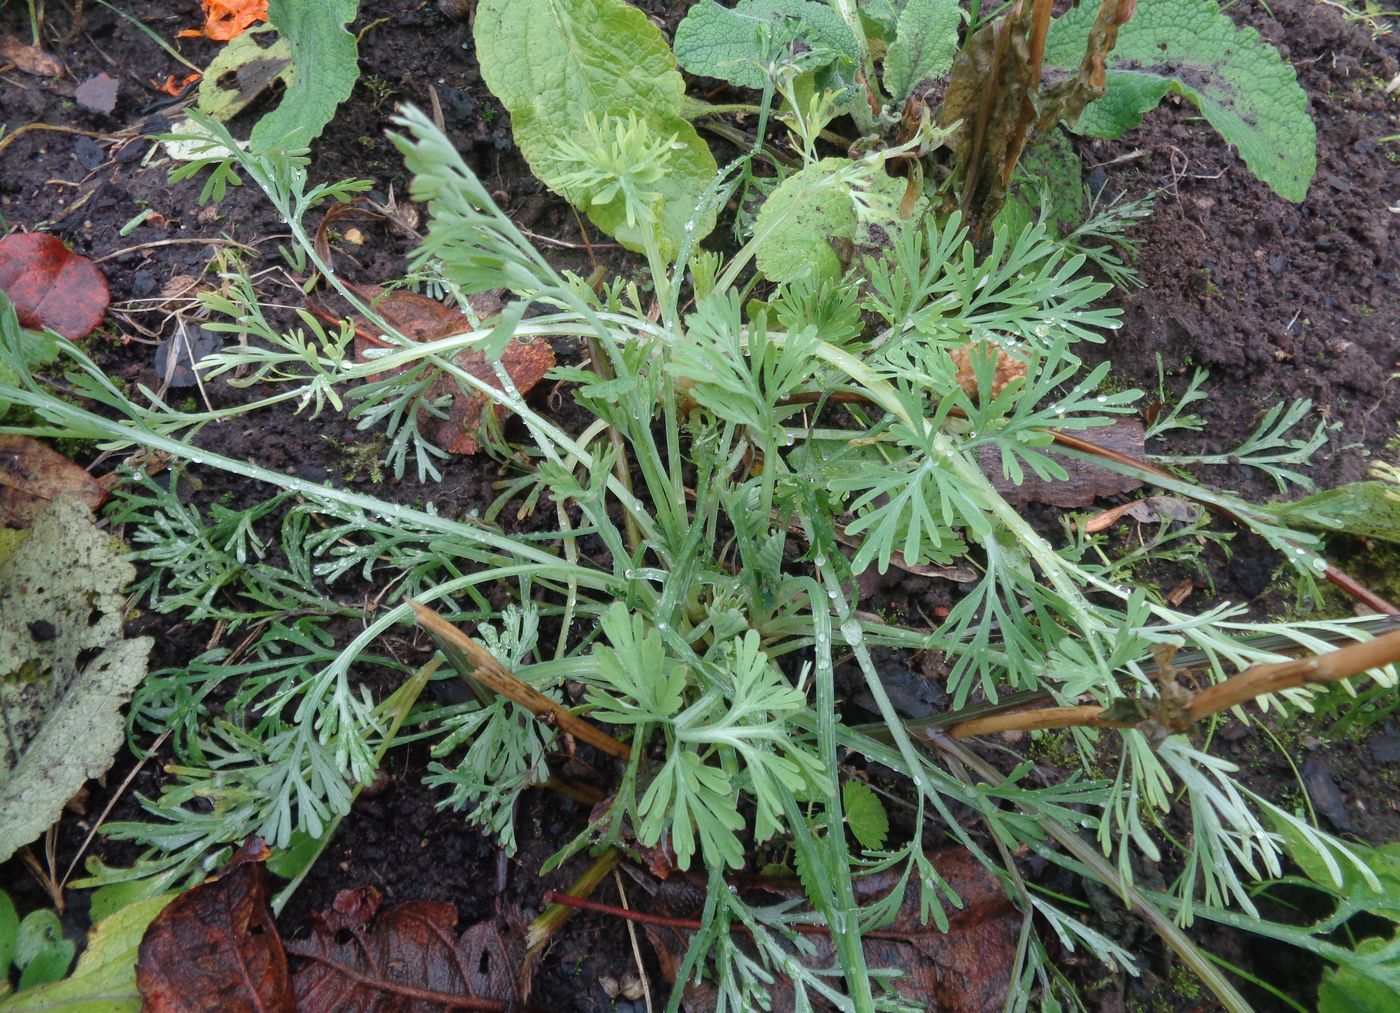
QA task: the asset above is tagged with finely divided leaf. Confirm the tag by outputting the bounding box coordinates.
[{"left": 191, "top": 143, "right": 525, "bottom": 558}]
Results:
[
  {"left": 0, "top": 497, "right": 153, "bottom": 863},
  {"left": 1044, "top": 0, "right": 1315, "bottom": 202},
  {"left": 474, "top": 0, "right": 717, "bottom": 258},
  {"left": 882, "top": 0, "right": 960, "bottom": 102},
  {"left": 249, "top": 0, "right": 359, "bottom": 151},
  {"left": 674, "top": 0, "right": 858, "bottom": 90}
]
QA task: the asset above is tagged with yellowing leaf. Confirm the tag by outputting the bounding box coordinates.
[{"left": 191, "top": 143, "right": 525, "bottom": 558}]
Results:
[{"left": 0, "top": 895, "right": 175, "bottom": 1013}]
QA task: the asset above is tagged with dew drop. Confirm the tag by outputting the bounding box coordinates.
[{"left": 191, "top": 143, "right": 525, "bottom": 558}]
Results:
[
  {"left": 1095, "top": 395, "right": 1107, "bottom": 404},
  {"left": 1311, "top": 556, "right": 1328, "bottom": 572},
  {"left": 814, "top": 554, "right": 826, "bottom": 567}
]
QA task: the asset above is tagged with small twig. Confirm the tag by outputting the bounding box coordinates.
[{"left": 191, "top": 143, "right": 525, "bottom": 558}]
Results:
[
  {"left": 92, "top": 237, "right": 259, "bottom": 264},
  {"left": 410, "top": 599, "right": 632, "bottom": 760},
  {"left": 0, "top": 123, "right": 138, "bottom": 157},
  {"left": 613, "top": 869, "right": 655, "bottom": 1013},
  {"left": 946, "top": 628, "right": 1400, "bottom": 738}
]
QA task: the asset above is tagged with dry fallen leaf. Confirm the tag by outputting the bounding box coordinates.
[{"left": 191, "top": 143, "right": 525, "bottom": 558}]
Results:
[
  {"left": 644, "top": 848, "right": 1018, "bottom": 1011},
  {"left": 0, "top": 232, "right": 110, "bottom": 340},
  {"left": 0, "top": 434, "right": 107, "bottom": 528},
  {"left": 0, "top": 36, "right": 63, "bottom": 78},
  {"left": 179, "top": 0, "right": 270, "bottom": 41},
  {"left": 136, "top": 844, "right": 296, "bottom": 1013},
  {"left": 951, "top": 341, "right": 1028, "bottom": 400},
  {"left": 73, "top": 72, "right": 119, "bottom": 114},
  {"left": 349, "top": 287, "right": 555, "bottom": 456},
  {"left": 288, "top": 887, "right": 523, "bottom": 1010}
]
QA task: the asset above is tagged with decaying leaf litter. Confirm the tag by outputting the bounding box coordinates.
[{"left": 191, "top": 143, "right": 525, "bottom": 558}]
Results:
[{"left": 0, "top": 1, "right": 1398, "bottom": 1011}]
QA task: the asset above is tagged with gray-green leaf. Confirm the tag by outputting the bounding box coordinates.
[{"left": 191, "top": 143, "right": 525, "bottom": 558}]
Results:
[
  {"left": 674, "top": 0, "right": 858, "bottom": 90},
  {"left": 0, "top": 498, "right": 153, "bottom": 864},
  {"left": 882, "top": 0, "right": 960, "bottom": 102},
  {"left": 1044, "top": 0, "right": 1315, "bottom": 202}
]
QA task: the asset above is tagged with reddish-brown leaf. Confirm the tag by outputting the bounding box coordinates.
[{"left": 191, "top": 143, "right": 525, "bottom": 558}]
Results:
[
  {"left": 0, "top": 434, "right": 107, "bottom": 528},
  {"left": 0, "top": 233, "right": 109, "bottom": 340},
  {"left": 0, "top": 36, "right": 63, "bottom": 77},
  {"left": 348, "top": 288, "right": 555, "bottom": 456},
  {"left": 288, "top": 887, "right": 522, "bottom": 1011},
  {"left": 136, "top": 849, "right": 295, "bottom": 1013},
  {"left": 644, "top": 848, "right": 1018, "bottom": 1012}
]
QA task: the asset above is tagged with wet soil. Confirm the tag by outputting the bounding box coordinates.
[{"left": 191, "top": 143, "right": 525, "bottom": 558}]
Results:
[{"left": 1, "top": 1, "right": 1397, "bottom": 1010}]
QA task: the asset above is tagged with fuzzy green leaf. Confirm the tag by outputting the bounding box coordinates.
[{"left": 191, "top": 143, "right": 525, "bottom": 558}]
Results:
[
  {"left": 1318, "top": 934, "right": 1400, "bottom": 1013},
  {"left": 882, "top": 0, "right": 960, "bottom": 101},
  {"left": 248, "top": 0, "right": 358, "bottom": 151},
  {"left": 474, "top": 0, "right": 717, "bottom": 258},
  {"left": 0, "top": 498, "right": 154, "bottom": 863},
  {"left": 674, "top": 0, "right": 858, "bottom": 90},
  {"left": 753, "top": 157, "right": 908, "bottom": 283},
  {"left": 13, "top": 912, "right": 72, "bottom": 991},
  {"left": 1044, "top": 0, "right": 1315, "bottom": 201},
  {"left": 0, "top": 891, "right": 17, "bottom": 976},
  {"left": 842, "top": 780, "right": 889, "bottom": 851},
  {"left": 0, "top": 895, "right": 174, "bottom": 1012},
  {"left": 1262, "top": 481, "right": 1400, "bottom": 544}
]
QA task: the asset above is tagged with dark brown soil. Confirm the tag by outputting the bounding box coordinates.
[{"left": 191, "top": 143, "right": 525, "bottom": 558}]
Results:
[{"left": 1, "top": 1, "right": 1397, "bottom": 1010}]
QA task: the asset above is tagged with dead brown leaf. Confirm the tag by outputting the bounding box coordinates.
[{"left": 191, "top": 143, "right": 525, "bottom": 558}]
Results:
[
  {"left": 347, "top": 286, "right": 554, "bottom": 456},
  {"left": 0, "top": 36, "right": 63, "bottom": 78},
  {"left": 0, "top": 434, "right": 107, "bottom": 528},
  {"left": 288, "top": 887, "right": 524, "bottom": 1011},
  {"left": 136, "top": 844, "right": 296, "bottom": 1013},
  {"left": 137, "top": 845, "right": 529, "bottom": 1013},
  {"left": 978, "top": 418, "right": 1146, "bottom": 508},
  {"left": 1084, "top": 494, "right": 1201, "bottom": 533},
  {"left": 73, "top": 72, "right": 118, "bottom": 114},
  {"left": 644, "top": 849, "right": 1019, "bottom": 1011},
  {"left": 0, "top": 232, "right": 110, "bottom": 340}
]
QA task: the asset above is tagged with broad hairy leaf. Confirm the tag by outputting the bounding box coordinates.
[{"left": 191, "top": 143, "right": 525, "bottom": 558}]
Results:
[
  {"left": 0, "top": 895, "right": 174, "bottom": 1012},
  {"left": 1044, "top": 0, "right": 1316, "bottom": 202},
  {"left": 674, "top": 0, "right": 858, "bottom": 90},
  {"left": 882, "top": 0, "right": 960, "bottom": 102},
  {"left": 1318, "top": 933, "right": 1400, "bottom": 1013},
  {"left": 474, "top": 0, "right": 717, "bottom": 258},
  {"left": 1261, "top": 480, "right": 1400, "bottom": 545},
  {"left": 842, "top": 780, "right": 889, "bottom": 851},
  {"left": 0, "top": 497, "right": 153, "bottom": 864},
  {"left": 752, "top": 157, "right": 907, "bottom": 284},
  {"left": 248, "top": 0, "right": 359, "bottom": 151}
]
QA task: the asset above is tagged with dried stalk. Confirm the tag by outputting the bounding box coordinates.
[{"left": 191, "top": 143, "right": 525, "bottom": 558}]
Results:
[
  {"left": 947, "top": 628, "right": 1400, "bottom": 738},
  {"left": 409, "top": 599, "right": 632, "bottom": 760}
]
